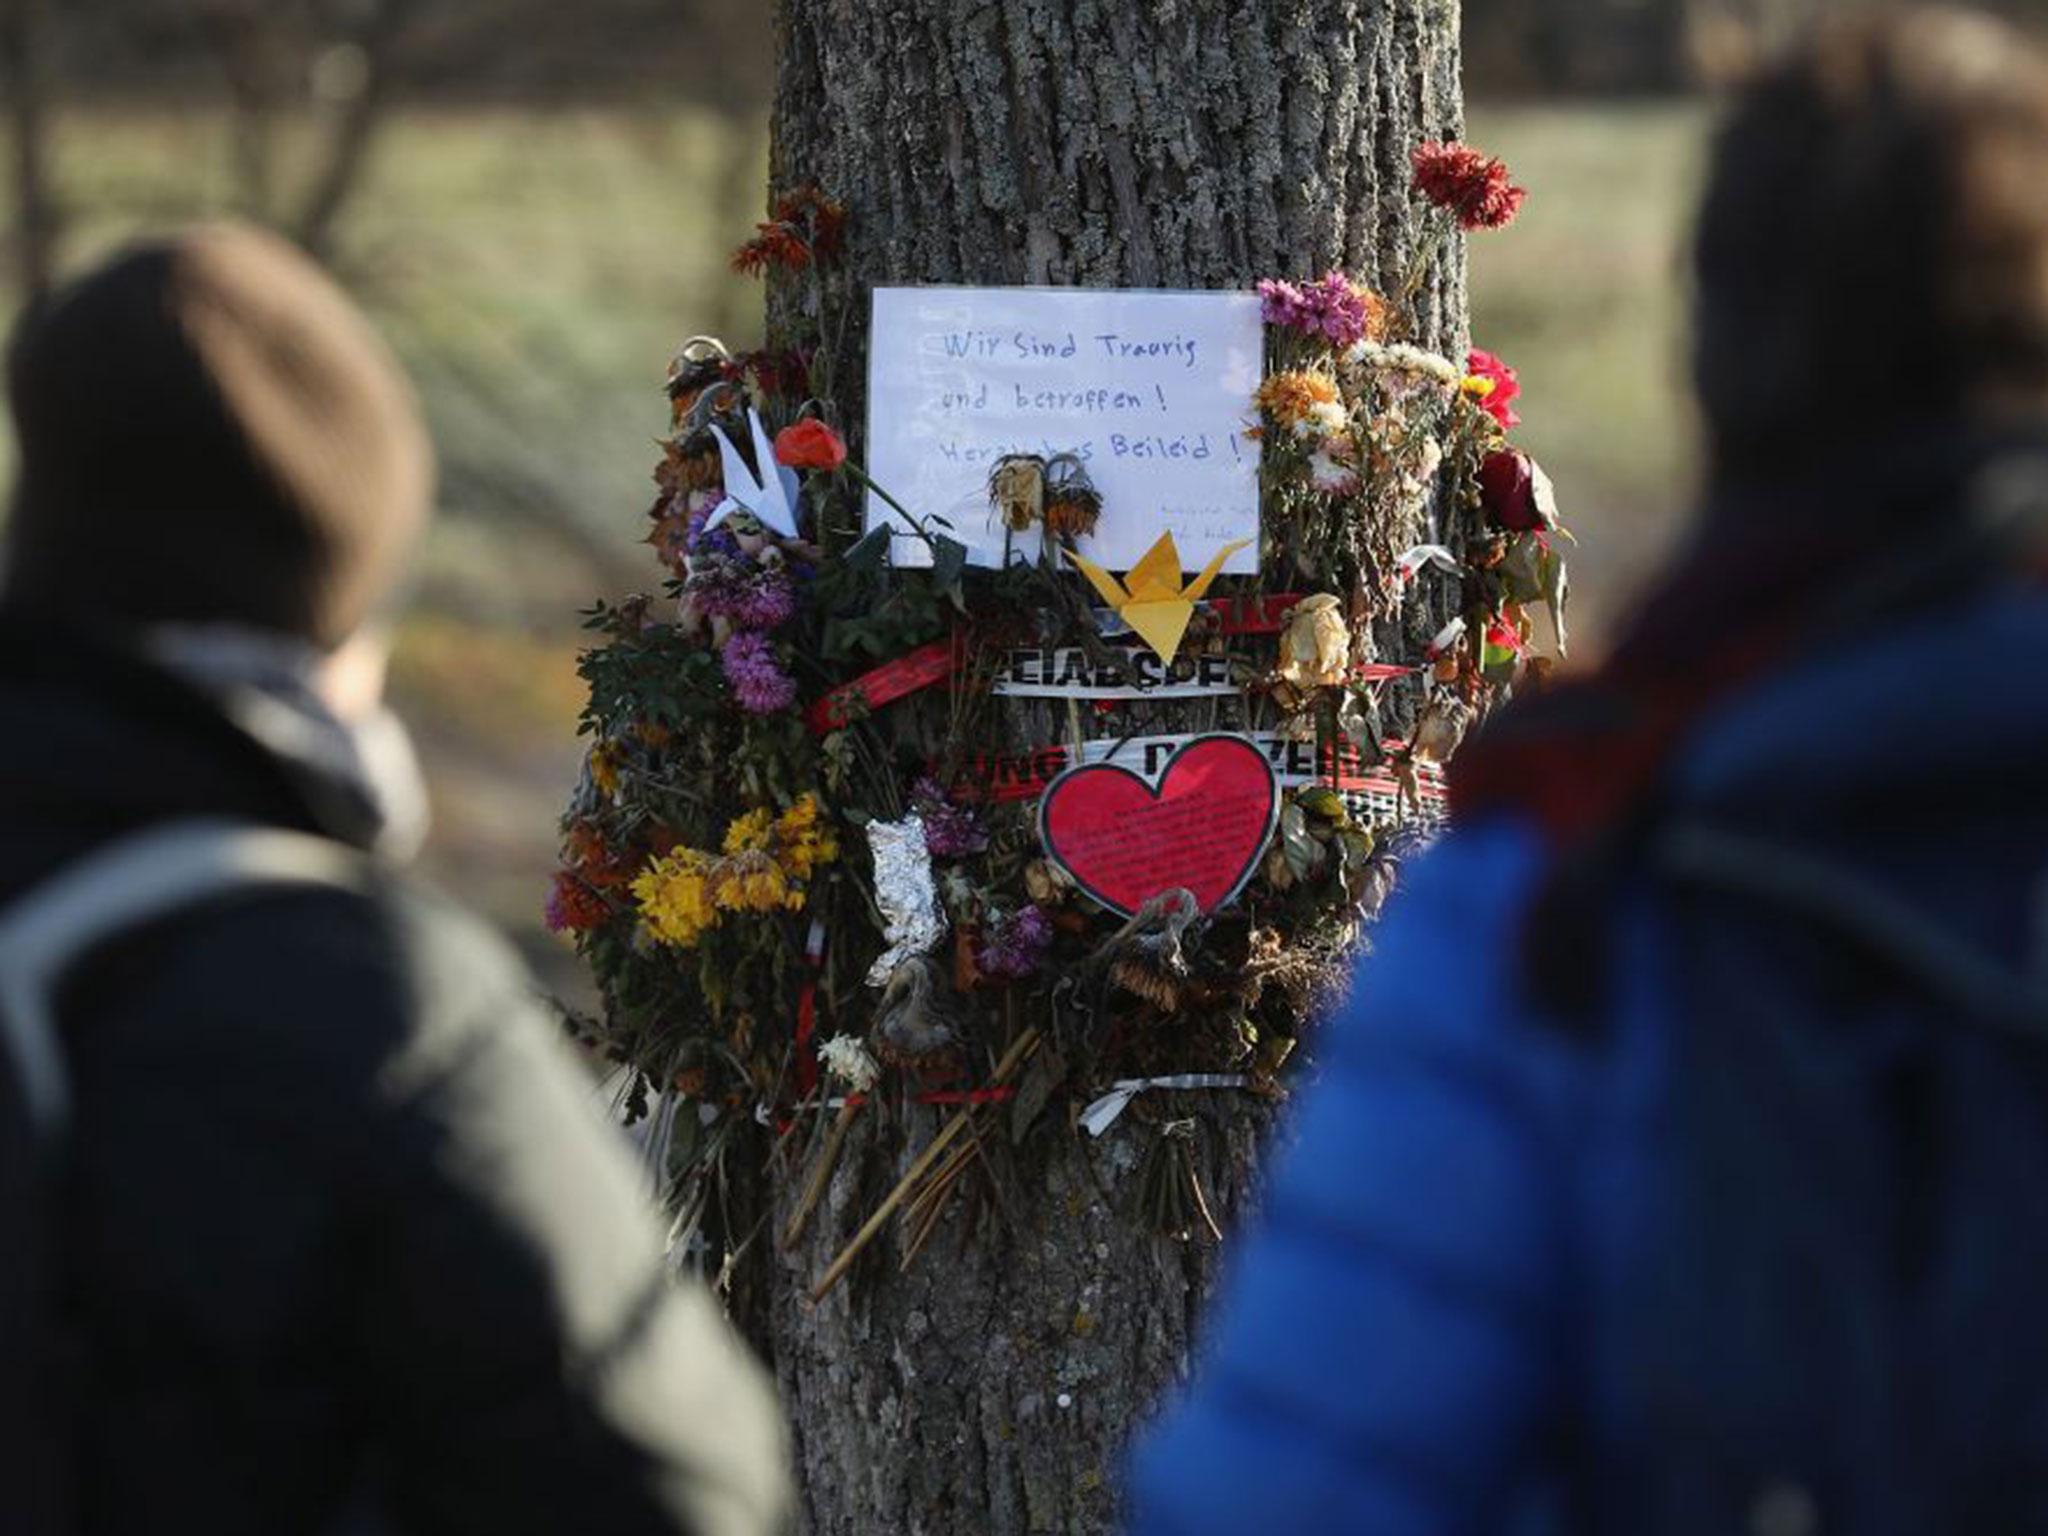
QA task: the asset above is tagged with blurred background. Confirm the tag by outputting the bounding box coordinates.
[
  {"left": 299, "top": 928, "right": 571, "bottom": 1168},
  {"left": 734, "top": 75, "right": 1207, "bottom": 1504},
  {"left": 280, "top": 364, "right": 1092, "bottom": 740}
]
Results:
[{"left": 5, "top": 0, "right": 2038, "bottom": 995}]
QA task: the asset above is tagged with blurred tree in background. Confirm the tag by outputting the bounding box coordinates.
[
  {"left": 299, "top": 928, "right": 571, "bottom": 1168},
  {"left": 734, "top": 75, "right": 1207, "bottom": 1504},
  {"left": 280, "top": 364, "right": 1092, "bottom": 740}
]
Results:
[{"left": 1466, "top": 0, "right": 2048, "bottom": 94}]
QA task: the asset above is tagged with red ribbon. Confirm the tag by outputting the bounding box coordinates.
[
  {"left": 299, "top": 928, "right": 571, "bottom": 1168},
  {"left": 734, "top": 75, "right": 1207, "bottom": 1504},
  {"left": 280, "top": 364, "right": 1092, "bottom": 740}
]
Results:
[{"left": 806, "top": 633, "right": 965, "bottom": 735}]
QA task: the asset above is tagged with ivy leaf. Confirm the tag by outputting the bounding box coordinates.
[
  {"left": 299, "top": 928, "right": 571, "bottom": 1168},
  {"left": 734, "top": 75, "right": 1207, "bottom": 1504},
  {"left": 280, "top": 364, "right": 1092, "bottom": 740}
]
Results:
[
  {"left": 1279, "top": 803, "right": 1326, "bottom": 883},
  {"left": 843, "top": 524, "right": 891, "bottom": 573},
  {"left": 932, "top": 533, "right": 970, "bottom": 593}
]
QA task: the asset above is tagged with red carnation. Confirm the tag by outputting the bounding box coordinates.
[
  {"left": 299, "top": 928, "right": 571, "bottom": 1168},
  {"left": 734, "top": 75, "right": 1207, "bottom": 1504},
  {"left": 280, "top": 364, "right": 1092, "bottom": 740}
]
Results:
[
  {"left": 1411, "top": 141, "right": 1527, "bottom": 232},
  {"left": 1478, "top": 448, "right": 1559, "bottom": 533},
  {"left": 774, "top": 418, "right": 849, "bottom": 472},
  {"left": 1465, "top": 348, "right": 1522, "bottom": 431}
]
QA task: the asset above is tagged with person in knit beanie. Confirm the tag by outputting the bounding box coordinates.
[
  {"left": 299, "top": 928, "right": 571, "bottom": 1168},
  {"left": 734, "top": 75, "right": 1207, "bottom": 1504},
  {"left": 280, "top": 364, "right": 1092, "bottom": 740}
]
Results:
[
  {"left": 4, "top": 222, "right": 431, "bottom": 649},
  {"left": 0, "top": 226, "right": 790, "bottom": 1536}
]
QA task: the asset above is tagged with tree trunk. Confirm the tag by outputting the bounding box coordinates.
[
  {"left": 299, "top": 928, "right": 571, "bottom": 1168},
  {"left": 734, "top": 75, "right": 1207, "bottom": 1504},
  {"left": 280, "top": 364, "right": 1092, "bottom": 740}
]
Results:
[{"left": 758, "top": 5, "right": 1466, "bottom": 1533}]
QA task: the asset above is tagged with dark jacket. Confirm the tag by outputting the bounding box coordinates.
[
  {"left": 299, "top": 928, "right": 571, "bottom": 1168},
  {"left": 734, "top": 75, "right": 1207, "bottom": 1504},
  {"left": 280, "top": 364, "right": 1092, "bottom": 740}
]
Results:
[
  {"left": 0, "top": 617, "right": 790, "bottom": 1535},
  {"left": 1133, "top": 581, "right": 2048, "bottom": 1533}
]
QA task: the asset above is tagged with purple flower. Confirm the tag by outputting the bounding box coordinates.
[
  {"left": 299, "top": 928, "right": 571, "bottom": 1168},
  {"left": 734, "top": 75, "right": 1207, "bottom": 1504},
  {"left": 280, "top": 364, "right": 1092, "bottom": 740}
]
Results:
[
  {"left": 688, "top": 555, "right": 798, "bottom": 630},
  {"left": 720, "top": 630, "right": 798, "bottom": 714},
  {"left": 684, "top": 495, "right": 743, "bottom": 561},
  {"left": 912, "top": 776, "right": 988, "bottom": 858},
  {"left": 1258, "top": 271, "right": 1383, "bottom": 350},
  {"left": 976, "top": 905, "right": 1054, "bottom": 981}
]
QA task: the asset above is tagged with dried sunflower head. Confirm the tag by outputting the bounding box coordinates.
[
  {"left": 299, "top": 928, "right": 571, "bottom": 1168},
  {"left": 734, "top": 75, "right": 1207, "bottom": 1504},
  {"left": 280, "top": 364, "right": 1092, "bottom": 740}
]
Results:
[{"left": 988, "top": 455, "right": 1046, "bottom": 531}]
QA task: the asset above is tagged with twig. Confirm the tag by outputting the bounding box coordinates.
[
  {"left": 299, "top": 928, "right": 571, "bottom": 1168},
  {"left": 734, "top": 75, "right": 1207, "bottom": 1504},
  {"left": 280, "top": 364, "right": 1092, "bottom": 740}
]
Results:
[
  {"left": 809, "top": 1028, "right": 1040, "bottom": 1302},
  {"left": 781, "top": 1097, "right": 862, "bottom": 1250}
]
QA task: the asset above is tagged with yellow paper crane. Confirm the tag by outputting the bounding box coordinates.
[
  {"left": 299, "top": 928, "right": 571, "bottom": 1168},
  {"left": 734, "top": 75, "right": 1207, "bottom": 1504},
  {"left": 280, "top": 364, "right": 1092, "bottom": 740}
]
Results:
[{"left": 1066, "top": 531, "right": 1253, "bottom": 662}]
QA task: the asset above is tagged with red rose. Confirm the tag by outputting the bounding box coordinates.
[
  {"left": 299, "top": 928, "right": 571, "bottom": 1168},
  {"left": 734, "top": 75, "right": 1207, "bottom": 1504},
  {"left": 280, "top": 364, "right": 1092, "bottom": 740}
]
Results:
[
  {"left": 1479, "top": 448, "right": 1558, "bottom": 533},
  {"left": 773, "top": 419, "right": 848, "bottom": 471},
  {"left": 1465, "top": 348, "right": 1522, "bottom": 431}
]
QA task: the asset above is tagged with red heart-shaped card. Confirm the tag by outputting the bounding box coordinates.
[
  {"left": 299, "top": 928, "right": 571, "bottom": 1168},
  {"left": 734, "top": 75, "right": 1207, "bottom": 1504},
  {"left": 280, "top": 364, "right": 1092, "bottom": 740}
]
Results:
[{"left": 1037, "top": 734, "right": 1281, "bottom": 919}]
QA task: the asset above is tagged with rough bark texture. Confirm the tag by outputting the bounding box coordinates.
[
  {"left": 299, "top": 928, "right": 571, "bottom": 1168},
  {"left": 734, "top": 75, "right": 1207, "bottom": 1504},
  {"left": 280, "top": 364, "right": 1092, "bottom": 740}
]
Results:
[{"left": 762, "top": 4, "right": 1464, "bottom": 1532}]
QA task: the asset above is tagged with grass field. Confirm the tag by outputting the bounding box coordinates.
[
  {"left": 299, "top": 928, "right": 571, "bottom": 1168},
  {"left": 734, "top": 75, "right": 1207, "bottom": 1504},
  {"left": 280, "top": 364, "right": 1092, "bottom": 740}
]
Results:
[{"left": 3, "top": 100, "right": 1710, "bottom": 992}]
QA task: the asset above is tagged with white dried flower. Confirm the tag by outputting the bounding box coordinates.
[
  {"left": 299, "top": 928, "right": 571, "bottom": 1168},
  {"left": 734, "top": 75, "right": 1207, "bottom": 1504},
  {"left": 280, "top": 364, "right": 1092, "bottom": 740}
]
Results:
[
  {"left": 818, "top": 1034, "right": 881, "bottom": 1092},
  {"left": 1301, "top": 399, "right": 1350, "bottom": 440},
  {"left": 1351, "top": 342, "right": 1460, "bottom": 386},
  {"left": 1307, "top": 450, "right": 1360, "bottom": 495}
]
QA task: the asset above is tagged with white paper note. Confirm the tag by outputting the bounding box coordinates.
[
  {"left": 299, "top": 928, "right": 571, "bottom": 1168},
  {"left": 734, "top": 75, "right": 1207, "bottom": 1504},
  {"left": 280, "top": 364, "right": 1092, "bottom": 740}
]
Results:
[{"left": 864, "top": 286, "right": 1263, "bottom": 575}]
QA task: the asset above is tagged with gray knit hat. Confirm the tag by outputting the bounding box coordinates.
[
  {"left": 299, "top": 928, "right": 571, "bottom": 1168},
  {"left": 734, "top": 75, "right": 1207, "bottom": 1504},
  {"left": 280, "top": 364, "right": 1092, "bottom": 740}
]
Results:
[{"left": 3, "top": 222, "right": 433, "bottom": 649}]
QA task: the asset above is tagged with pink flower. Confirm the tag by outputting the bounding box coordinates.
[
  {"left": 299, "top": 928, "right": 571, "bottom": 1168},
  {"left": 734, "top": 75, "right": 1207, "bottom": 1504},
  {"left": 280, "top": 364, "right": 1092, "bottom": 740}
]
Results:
[
  {"left": 1257, "top": 271, "right": 1388, "bottom": 350},
  {"left": 1465, "top": 349, "right": 1522, "bottom": 431}
]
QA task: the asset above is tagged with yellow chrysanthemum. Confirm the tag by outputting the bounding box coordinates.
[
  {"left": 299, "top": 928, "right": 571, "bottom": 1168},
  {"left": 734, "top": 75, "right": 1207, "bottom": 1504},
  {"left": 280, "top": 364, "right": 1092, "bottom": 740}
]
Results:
[
  {"left": 712, "top": 851, "right": 790, "bottom": 914},
  {"left": 632, "top": 848, "right": 719, "bottom": 948},
  {"left": 723, "top": 807, "right": 776, "bottom": 856},
  {"left": 1460, "top": 374, "right": 1498, "bottom": 401},
  {"left": 773, "top": 795, "right": 839, "bottom": 879}
]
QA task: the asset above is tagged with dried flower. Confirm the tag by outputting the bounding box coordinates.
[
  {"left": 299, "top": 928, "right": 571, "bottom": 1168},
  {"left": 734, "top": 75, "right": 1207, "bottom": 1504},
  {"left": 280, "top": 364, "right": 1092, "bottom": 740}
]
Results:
[
  {"left": 1464, "top": 348, "right": 1522, "bottom": 431},
  {"left": 588, "top": 740, "right": 625, "bottom": 798},
  {"left": 1348, "top": 342, "right": 1461, "bottom": 387},
  {"left": 630, "top": 796, "right": 836, "bottom": 949},
  {"left": 687, "top": 552, "right": 798, "bottom": 630},
  {"left": 719, "top": 630, "right": 798, "bottom": 714},
  {"left": 912, "top": 776, "right": 989, "bottom": 859},
  {"left": 1253, "top": 370, "right": 1341, "bottom": 434},
  {"left": 1023, "top": 858, "right": 1072, "bottom": 905},
  {"left": 722, "top": 347, "right": 814, "bottom": 402},
  {"left": 1257, "top": 271, "right": 1388, "bottom": 349},
  {"left": 988, "top": 455, "right": 1045, "bottom": 531},
  {"left": 1306, "top": 446, "right": 1361, "bottom": 496},
  {"left": 772, "top": 794, "right": 839, "bottom": 880},
  {"left": 774, "top": 418, "right": 848, "bottom": 471},
  {"left": 818, "top": 1034, "right": 881, "bottom": 1093},
  {"left": 1410, "top": 141, "right": 1527, "bottom": 231},
  {"left": 1042, "top": 454, "right": 1103, "bottom": 540},
  {"left": 633, "top": 847, "right": 720, "bottom": 947},
  {"left": 544, "top": 870, "right": 611, "bottom": 934},
  {"left": 730, "top": 183, "right": 847, "bottom": 276},
  {"left": 1277, "top": 594, "right": 1350, "bottom": 688},
  {"left": 975, "top": 905, "right": 1055, "bottom": 982}
]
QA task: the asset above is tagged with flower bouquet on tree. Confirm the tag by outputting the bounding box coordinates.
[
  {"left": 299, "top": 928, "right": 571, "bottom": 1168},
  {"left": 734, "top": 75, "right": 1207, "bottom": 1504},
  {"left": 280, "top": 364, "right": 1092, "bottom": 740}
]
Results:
[{"left": 552, "top": 148, "right": 1575, "bottom": 1289}]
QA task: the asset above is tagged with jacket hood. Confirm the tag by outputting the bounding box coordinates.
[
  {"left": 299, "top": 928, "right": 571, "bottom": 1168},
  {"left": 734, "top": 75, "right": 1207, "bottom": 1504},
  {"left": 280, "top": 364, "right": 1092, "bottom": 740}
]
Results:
[{"left": 0, "top": 613, "right": 404, "bottom": 903}]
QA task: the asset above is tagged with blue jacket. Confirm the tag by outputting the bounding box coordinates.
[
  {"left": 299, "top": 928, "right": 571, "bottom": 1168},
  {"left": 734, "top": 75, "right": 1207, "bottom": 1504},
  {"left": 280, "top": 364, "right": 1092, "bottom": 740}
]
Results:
[{"left": 1132, "top": 585, "right": 2048, "bottom": 1534}]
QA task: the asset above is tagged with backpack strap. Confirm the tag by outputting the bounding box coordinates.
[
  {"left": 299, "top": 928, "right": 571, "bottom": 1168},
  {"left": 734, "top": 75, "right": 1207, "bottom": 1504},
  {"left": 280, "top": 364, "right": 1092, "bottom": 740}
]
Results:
[
  {"left": 0, "top": 820, "right": 368, "bottom": 1143},
  {"left": 1657, "top": 820, "right": 2048, "bottom": 1037}
]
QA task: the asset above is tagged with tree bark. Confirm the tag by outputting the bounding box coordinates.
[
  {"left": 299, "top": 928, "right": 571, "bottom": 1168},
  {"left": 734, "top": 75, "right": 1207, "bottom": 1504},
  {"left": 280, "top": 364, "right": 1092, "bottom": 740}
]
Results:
[{"left": 761, "top": 4, "right": 1464, "bottom": 1531}]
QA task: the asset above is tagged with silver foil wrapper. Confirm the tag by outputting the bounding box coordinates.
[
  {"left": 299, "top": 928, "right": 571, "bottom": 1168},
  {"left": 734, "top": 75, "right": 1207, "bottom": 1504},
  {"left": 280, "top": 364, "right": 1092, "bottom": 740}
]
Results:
[{"left": 864, "top": 813, "right": 947, "bottom": 987}]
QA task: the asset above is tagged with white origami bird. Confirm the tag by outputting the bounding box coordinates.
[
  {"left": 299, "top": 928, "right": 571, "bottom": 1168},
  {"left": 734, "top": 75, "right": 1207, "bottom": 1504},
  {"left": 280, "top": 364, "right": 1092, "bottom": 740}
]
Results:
[{"left": 702, "top": 406, "right": 803, "bottom": 539}]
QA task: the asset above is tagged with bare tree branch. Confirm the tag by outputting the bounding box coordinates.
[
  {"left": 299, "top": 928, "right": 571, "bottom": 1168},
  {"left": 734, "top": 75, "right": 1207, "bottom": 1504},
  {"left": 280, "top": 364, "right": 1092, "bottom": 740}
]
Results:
[
  {"left": 191, "top": 0, "right": 290, "bottom": 219},
  {"left": 293, "top": 0, "right": 414, "bottom": 261}
]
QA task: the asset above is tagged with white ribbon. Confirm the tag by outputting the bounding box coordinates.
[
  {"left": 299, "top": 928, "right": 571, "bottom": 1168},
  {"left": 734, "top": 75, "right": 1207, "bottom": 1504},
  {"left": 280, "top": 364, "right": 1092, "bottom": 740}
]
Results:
[
  {"left": 1079, "top": 1073, "right": 1250, "bottom": 1138},
  {"left": 1395, "top": 543, "right": 1461, "bottom": 584},
  {"left": 1423, "top": 615, "right": 1467, "bottom": 661}
]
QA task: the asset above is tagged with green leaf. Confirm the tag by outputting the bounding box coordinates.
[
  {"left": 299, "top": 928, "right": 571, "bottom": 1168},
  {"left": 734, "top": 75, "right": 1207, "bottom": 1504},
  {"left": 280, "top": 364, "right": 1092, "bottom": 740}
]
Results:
[
  {"left": 1538, "top": 544, "right": 1570, "bottom": 657},
  {"left": 1279, "top": 803, "right": 1326, "bottom": 883},
  {"left": 932, "top": 533, "right": 970, "bottom": 592},
  {"left": 842, "top": 524, "right": 892, "bottom": 573}
]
